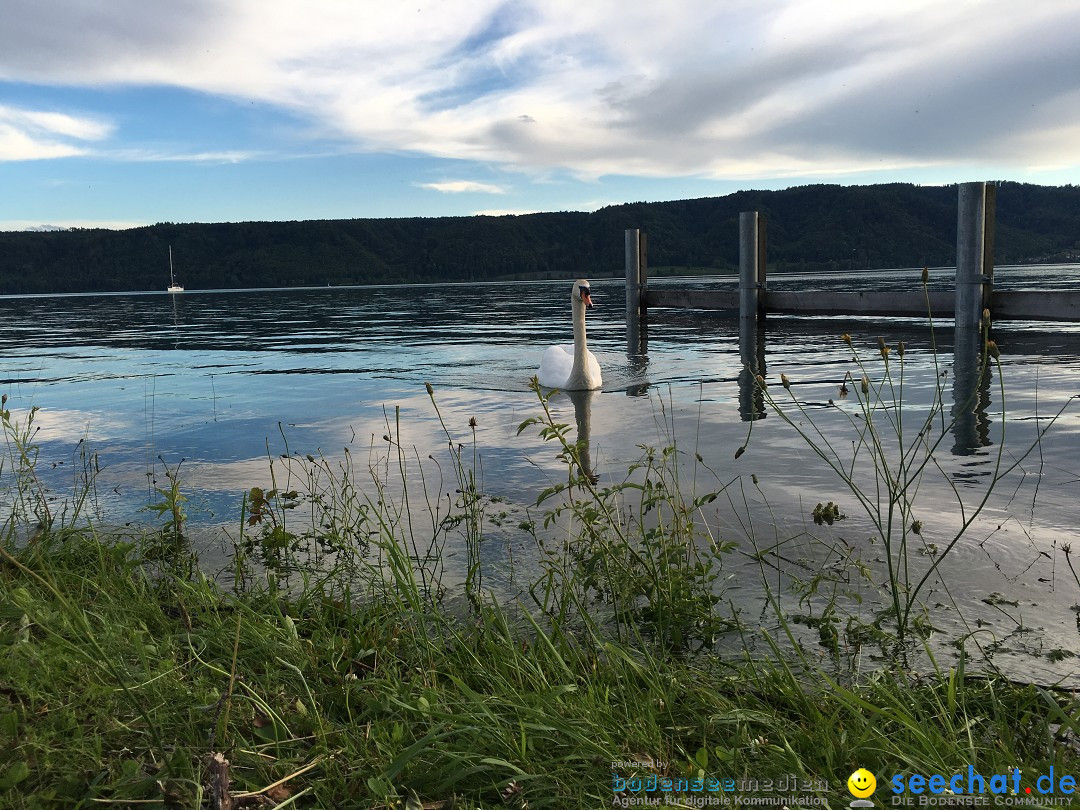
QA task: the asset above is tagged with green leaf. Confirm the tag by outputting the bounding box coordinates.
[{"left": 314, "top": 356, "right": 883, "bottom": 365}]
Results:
[
  {"left": 0, "top": 712, "right": 18, "bottom": 738},
  {"left": 0, "top": 761, "right": 29, "bottom": 789},
  {"left": 367, "top": 775, "right": 395, "bottom": 798}
]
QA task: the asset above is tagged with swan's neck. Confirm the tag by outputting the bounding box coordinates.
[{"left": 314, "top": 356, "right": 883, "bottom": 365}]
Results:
[{"left": 571, "top": 295, "right": 588, "bottom": 374}]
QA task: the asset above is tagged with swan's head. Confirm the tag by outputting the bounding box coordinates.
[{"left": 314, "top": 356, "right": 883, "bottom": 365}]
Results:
[{"left": 574, "top": 279, "right": 594, "bottom": 309}]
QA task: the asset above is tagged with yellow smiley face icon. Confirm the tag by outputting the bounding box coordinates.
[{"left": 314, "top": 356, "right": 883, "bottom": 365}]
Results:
[{"left": 847, "top": 768, "right": 876, "bottom": 798}]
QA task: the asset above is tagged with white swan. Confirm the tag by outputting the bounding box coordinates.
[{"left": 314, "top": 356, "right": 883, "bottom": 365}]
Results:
[{"left": 538, "top": 279, "right": 602, "bottom": 390}]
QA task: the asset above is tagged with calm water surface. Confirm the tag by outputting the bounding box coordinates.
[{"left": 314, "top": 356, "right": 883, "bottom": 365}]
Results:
[{"left": 3, "top": 266, "right": 1079, "bottom": 681}]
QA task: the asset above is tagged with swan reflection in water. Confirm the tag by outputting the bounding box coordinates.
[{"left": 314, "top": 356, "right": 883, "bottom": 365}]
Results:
[{"left": 548, "top": 388, "right": 599, "bottom": 484}]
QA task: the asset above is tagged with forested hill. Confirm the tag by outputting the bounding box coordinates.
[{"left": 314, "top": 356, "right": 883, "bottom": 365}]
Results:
[{"left": 2, "top": 181, "right": 1079, "bottom": 294}]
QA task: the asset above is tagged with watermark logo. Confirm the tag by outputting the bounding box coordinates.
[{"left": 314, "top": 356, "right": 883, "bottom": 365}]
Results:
[
  {"left": 848, "top": 768, "right": 876, "bottom": 808},
  {"left": 610, "top": 768, "right": 829, "bottom": 806},
  {"left": 888, "top": 765, "right": 1077, "bottom": 805}
]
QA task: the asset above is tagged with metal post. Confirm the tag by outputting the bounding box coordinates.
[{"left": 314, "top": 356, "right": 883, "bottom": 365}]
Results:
[
  {"left": 638, "top": 230, "right": 649, "bottom": 320},
  {"left": 757, "top": 215, "right": 767, "bottom": 293},
  {"left": 625, "top": 228, "right": 642, "bottom": 324},
  {"left": 956, "top": 182, "right": 995, "bottom": 329},
  {"left": 740, "top": 212, "right": 763, "bottom": 320},
  {"left": 982, "top": 184, "right": 996, "bottom": 302}
]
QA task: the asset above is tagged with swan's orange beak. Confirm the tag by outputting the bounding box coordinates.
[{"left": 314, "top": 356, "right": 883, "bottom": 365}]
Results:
[{"left": 581, "top": 290, "right": 594, "bottom": 308}]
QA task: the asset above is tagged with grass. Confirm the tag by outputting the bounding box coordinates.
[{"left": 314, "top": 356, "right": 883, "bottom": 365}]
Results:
[
  {"left": 4, "top": 531, "right": 1077, "bottom": 809},
  {"left": 1, "top": 355, "right": 1079, "bottom": 808}
]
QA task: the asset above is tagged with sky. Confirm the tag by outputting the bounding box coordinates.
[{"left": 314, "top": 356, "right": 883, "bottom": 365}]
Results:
[{"left": 2, "top": 0, "right": 1079, "bottom": 231}]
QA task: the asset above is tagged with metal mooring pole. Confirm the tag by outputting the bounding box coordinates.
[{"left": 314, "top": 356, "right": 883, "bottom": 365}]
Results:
[
  {"left": 955, "top": 182, "right": 995, "bottom": 329},
  {"left": 625, "top": 228, "right": 642, "bottom": 326},
  {"left": 739, "top": 212, "right": 764, "bottom": 320}
]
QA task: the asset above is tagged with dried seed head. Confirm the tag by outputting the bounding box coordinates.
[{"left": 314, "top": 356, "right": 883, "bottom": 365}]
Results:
[
  {"left": 781, "top": 373, "right": 791, "bottom": 389},
  {"left": 500, "top": 781, "right": 524, "bottom": 803},
  {"left": 911, "top": 519, "right": 923, "bottom": 535},
  {"left": 735, "top": 445, "right": 746, "bottom": 459},
  {"left": 921, "top": 266, "right": 929, "bottom": 285},
  {"left": 987, "top": 340, "right": 1001, "bottom": 359},
  {"left": 841, "top": 333, "right": 852, "bottom": 346},
  {"left": 755, "top": 374, "right": 766, "bottom": 388},
  {"left": 897, "top": 341, "right": 906, "bottom": 358},
  {"left": 425, "top": 381, "right": 434, "bottom": 396},
  {"left": 860, "top": 375, "right": 870, "bottom": 395},
  {"left": 468, "top": 416, "right": 478, "bottom": 428}
]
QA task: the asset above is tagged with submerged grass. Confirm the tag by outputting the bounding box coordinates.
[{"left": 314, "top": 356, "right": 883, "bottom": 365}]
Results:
[{"left": 1, "top": 360, "right": 1079, "bottom": 808}]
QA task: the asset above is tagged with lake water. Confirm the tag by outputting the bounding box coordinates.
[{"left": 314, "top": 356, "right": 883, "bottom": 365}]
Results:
[{"left": 2, "top": 265, "right": 1079, "bottom": 682}]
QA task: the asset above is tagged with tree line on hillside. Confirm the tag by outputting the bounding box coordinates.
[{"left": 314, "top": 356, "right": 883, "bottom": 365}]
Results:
[{"left": 1, "top": 182, "right": 1078, "bottom": 295}]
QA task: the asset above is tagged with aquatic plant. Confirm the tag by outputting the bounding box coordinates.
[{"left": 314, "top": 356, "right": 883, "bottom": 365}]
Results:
[
  {"left": 1, "top": 400, "right": 52, "bottom": 541},
  {"left": 144, "top": 457, "right": 188, "bottom": 545},
  {"left": 751, "top": 299, "right": 1074, "bottom": 646},
  {"left": 517, "top": 377, "right": 736, "bottom": 649}
]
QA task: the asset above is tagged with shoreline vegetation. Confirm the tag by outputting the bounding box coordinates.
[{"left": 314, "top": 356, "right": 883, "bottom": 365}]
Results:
[
  {"left": 3, "top": 320, "right": 1080, "bottom": 808},
  {"left": 2, "top": 181, "right": 1080, "bottom": 294}
]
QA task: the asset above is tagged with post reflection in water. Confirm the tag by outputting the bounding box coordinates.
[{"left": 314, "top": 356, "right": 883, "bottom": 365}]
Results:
[
  {"left": 626, "top": 313, "right": 650, "bottom": 397},
  {"left": 738, "top": 319, "right": 767, "bottom": 422},
  {"left": 565, "top": 388, "right": 599, "bottom": 484},
  {"left": 950, "top": 325, "right": 994, "bottom": 458}
]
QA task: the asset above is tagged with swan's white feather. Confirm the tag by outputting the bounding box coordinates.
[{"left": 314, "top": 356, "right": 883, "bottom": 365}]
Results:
[
  {"left": 537, "top": 345, "right": 572, "bottom": 389},
  {"left": 537, "top": 345, "right": 602, "bottom": 390}
]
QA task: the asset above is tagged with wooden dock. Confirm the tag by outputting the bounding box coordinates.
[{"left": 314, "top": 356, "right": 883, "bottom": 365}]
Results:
[
  {"left": 642, "top": 288, "right": 1080, "bottom": 322},
  {"left": 621, "top": 182, "right": 1078, "bottom": 450},
  {"left": 626, "top": 183, "right": 1080, "bottom": 325},
  {"left": 617, "top": 180, "right": 1080, "bottom": 453}
]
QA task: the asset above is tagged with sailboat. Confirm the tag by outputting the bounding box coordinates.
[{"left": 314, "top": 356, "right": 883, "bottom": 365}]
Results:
[{"left": 167, "top": 245, "right": 184, "bottom": 293}]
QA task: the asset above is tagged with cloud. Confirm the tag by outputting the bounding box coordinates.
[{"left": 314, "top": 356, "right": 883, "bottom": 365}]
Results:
[
  {"left": 471, "top": 208, "right": 540, "bottom": 216},
  {"left": 0, "top": 219, "right": 146, "bottom": 232},
  {"left": 0, "top": 0, "right": 225, "bottom": 83},
  {"left": 0, "top": 104, "right": 113, "bottom": 160},
  {"left": 106, "top": 148, "right": 264, "bottom": 164},
  {"left": 419, "top": 180, "right": 508, "bottom": 194},
  {"left": 1, "top": 0, "right": 1078, "bottom": 180},
  {"left": 26, "top": 407, "right": 134, "bottom": 444}
]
